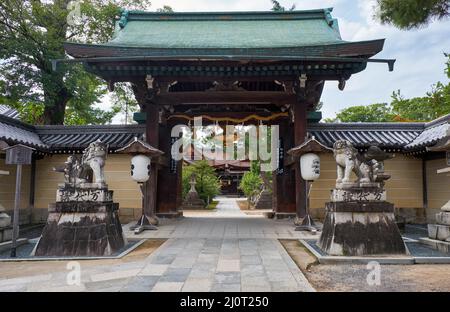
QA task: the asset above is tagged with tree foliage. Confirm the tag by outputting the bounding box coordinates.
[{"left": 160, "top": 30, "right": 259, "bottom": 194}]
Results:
[
  {"left": 182, "top": 160, "right": 220, "bottom": 204},
  {"left": 327, "top": 55, "right": 450, "bottom": 123},
  {"left": 239, "top": 161, "right": 263, "bottom": 201},
  {"left": 325, "top": 103, "right": 395, "bottom": 123},
  {"left": 0, "top": 0, "right": 172, "bottom": 125},
  {"left": 376, "top": 0, "right": 450, "bottom": 29},
  {"left": 270, "top": 0, "right": 296, "bottom": 12}
]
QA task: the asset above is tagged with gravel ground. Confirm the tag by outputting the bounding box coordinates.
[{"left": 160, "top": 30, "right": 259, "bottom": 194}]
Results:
[
  {"left": 280, "top": 239, "right": 450, "bottom": 292},
  {"left": 305, "top": 263, "right": 450, "bottom": 292}
]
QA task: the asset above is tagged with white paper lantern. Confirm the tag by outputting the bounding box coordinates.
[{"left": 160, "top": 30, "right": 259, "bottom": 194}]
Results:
[
  {"left": 131, "top": 155, "right": 151, "bottom": 183},
  {"left": 300, "top": 153, "right": 320, "bottom": 181}
]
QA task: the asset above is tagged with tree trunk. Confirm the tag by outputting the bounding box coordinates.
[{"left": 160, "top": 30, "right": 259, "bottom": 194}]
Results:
[{"left": 41, "top": 72, "right": 71, "bottom": 125}]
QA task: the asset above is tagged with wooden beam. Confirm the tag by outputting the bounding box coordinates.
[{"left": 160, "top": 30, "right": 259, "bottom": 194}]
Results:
[{"left": 155, "top": 91, "right": 297, "bottom": 106}]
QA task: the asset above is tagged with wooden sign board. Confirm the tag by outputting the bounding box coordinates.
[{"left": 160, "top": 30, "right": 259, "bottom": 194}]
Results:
[
  {"left": 447, "top": 151, "right": 450, "bottom": 167},
  {"left": 4, "top": 145, "right": 34, "bottom": 165}
]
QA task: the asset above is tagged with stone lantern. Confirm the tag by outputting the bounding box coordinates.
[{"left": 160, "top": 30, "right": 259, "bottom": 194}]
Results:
[{"left": 117, "top": 137, "right": 164, "bottom": 234}]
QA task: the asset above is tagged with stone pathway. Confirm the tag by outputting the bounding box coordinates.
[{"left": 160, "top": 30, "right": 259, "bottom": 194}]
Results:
[
  {"left": 0, "top": 197, "right": 315, "bottom": 292},
  {"left": 123, "top": 237, "right": 314, "bottom": 292},
  {"left": 124, "top": 197, "right": 317, "bottom": 240}
]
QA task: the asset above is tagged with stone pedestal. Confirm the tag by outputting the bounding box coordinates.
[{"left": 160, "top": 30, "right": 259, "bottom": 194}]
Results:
[
  {"left": 318, "top": 187, "right": 407, "bottom": 256},
  {"left": 254, "top": 189, "right": 272, "bottom": 209},
  {"left": 426, "top": 209, "right": 450, "bottom": 251},
  {"left": 34, "top": 184, "right": 127, "bottom": 257},
  {"left": 181, "top": 175, "right": 206, "bottom": 210},
  {"left": 0, "top": 204, "right": 12, "bottom": 243},
  {"left": 181, "top": 189, "right": 206, "bottom": 210}
]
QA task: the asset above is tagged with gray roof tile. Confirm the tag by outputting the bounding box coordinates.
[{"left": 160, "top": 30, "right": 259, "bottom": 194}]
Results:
[{"left": 0, "top": 115, "right": 46, "bottom": 149}]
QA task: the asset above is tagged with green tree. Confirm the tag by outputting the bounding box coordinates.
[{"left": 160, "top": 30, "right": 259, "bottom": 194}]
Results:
[
  {"left": 270, "top": 0, "right": 296, "bottom": 12},
  {"left": 239, "top": 161, "right": 263, "bottom": 201},
  {"left": 390, "top": 83, "right": 450, "bottom": 122},
  {"left": 327, "top": 55, "right": 450, "bottom": 123},
  {"left": 325, "top": 103, "right": 395, "bottom": 123},
  {"left": 0, "top": 0, "right": 171, "bottom": 125},
  {"left": 182, "top": 160, "right": 220, "bottom": 204},
  {"left": 376, "top": 0, "right": 449, "bottom": 29}
]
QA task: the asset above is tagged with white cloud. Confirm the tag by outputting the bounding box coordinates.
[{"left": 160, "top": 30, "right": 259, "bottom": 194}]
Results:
[{"left": 319, "top": 0, "right": 450, "bottom": 119}]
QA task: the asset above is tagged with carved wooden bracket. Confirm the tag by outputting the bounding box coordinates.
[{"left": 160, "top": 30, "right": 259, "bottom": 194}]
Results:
[
  {"left": 207, "top": 81, "right": 246, "bottom": 92},
  {"left": 131, "top": 78, "right": 161, "bottom": 112}
]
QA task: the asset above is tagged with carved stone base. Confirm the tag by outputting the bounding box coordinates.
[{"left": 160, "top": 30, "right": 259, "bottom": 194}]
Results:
[
  {"left": 34, "top": 201, "right": 126, "bottom": 257},
  {"left": 331, "top": 188, "right": 386, "bottom": 202},
  {"left": 254, "top": 189, "right": 272, "bottom": 209},
  {"left": 181, "top": 190, "right": 206, "bottom": 210},
  {"left": 436, "top": 212, "right": 450, "bottom": 226},
  {"left": 428, "top": 224, "right": 450, "bottom": 242},
  {"left": 0, "top": 212, "right": 11, "bottom": 229},
  {"left": 441, "top": 200, "right": 450, "bottom": 212},
  {"left": 0, "top": 227, "right": 12, "bottom": 243},
  {"left": 318, "top": 201, "right": 407, "bottom": 256}
]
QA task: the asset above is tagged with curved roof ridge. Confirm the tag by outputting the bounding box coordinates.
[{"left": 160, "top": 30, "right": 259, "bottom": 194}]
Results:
[
  {"left": 119, "top": 8, "right": 335, "bottom": 19},
  {"left": 308, "top": 121, "right": 425, "bottom": 131},
  {"left": 424, "top": 113, "right": 450, "bottom": 129}
]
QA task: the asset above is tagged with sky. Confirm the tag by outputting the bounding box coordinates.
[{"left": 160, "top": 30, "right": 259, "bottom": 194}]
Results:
[{"left": 103, "top": 0, "right": 450, "bottom": 123}]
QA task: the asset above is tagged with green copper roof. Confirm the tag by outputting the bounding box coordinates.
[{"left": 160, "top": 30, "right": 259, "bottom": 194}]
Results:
[
  {"left": 107, "top": 9, "right": 343, "bottom": 49},
  {"left": 64, "top": 9, "right": 387, "bottom": 62}
]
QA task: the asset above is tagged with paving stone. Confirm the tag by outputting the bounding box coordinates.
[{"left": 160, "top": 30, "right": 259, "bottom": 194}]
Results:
[
  {"left": 159, "top": 268, "right": 191, "bottom": 283},
  {"left": 240, "top": 248, "right": 259, "bottom": 256},
  {"left": 0, "top": 284, "right": 27, "bottom": 292},
  {"left": 28, "top": 284, "right": 87, "bottom": 292},
  {"left": 139, "top": 264, "right": 168, "bottom": 276},
  {"left": 214, "top": 272, "right": 241, "bottom": 284},
  {"left": 90, "top": 269, "right": 141, "bottom": 282},
  {"left": 120, "top": 276, "right": 159, "bottom": 292},
  {"left": 241, "top": 284, "right": 271, "bottom": 292},
  {"left": 151, "top": 254, "right": 177, "bottom": 265},
  {"left": 170, "top": 257, "right": 197, "bottom": 269},
  {"left": 211, "top": 283, "right": 241, "bottom": 292},
  {"left": 0, "top": 274, "right": 52, "bottom": 287},
  {"left": 217, "top": 259, "right": 240, "bottom": 272},
  {"left": 182, "top": 278, "right": 212, "bottom": 292},
  {"left": 151, "top": 282, "right": 184, "bottom": 292},
  {"left": 269, "top": 280, "right": 300, "bottom": 292},
  {"left": 85, "top": 277, "right": 130, "bottom": 291},
  {"left": 241, "top": 255, "right": 262, "bottom": 265},
  {"left": 241, "top": 276, "right": 270, "bottom": 285},
  {"left": 266, "top": 271, "right": 296, "bottom": 283},
  {"left": 241, "top": 264, "right": 266, "bottom": 277}
]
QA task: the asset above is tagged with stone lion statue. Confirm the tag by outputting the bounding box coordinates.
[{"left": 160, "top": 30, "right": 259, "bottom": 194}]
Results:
[
  {"left": 80, "top": 140, "right": 108, "bottom": 184},
  {"left": 333, "top": 140, "right": 371, "bottom": 186},
  {"left": 56, "top": 140, "right": 108, "bottom": 185},
  {"left": 333, "top": 140, "right": 394, "bottom": 188}
]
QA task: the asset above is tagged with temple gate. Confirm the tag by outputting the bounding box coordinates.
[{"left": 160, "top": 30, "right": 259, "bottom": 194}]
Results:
[{"left": 58, "top": 9, "right": 393, "bottom": 224}]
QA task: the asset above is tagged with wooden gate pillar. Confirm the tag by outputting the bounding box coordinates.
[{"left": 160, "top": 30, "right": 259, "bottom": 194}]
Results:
[
  {"left": 144, "top": 104, "right": 160, "bottom": 225},
  {"left": 156, "top": 120, "right": 183, "bottom": 218},
  {"left": 293, "top": 102, "right": 308, "bottom": 222}
]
